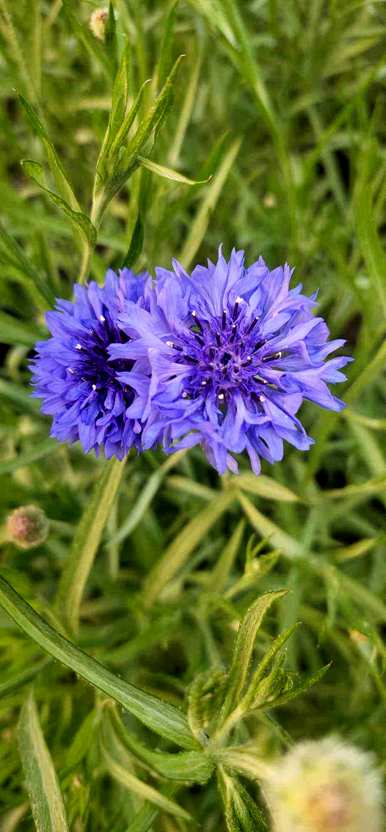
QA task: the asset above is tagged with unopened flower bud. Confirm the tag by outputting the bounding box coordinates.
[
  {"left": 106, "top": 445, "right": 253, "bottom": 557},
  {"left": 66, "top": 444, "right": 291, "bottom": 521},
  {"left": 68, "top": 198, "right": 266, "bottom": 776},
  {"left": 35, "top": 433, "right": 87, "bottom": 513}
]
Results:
[
  {"left": 6, "top": 505, "right": 49, "bottom": 550},
  {"left": 89, "top": 7, "right": 108, "bottom": 41},
  {"left": 263, "top": 737, "right": 383, "bottom": 832}
]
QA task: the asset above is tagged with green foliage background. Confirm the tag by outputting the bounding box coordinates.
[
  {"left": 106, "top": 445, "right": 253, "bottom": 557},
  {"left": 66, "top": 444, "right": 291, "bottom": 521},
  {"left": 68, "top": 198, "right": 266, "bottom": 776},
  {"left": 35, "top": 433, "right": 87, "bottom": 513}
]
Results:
[{"left": 0, "top": 0, "right": 385, "bottom": 829}]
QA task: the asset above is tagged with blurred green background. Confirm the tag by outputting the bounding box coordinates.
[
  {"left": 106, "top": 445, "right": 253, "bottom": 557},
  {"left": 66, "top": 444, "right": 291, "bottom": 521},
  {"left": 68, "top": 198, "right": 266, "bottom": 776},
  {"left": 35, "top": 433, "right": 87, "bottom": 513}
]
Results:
[{"left": 0, "top": 1, "right": 385, "bottom": 829}]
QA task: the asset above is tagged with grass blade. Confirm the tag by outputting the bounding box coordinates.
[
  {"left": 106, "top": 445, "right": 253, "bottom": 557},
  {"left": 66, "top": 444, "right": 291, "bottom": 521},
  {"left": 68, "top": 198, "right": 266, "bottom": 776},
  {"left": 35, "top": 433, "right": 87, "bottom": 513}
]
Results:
[
  {"left": 18, "top": 691, "right": 69, "bottom": 831},
  {"left": 143, "top": 489, "right": 236, "bottom": 607},
  {"left": 0, "top": 575, "right": 197, "bottom": 749}
]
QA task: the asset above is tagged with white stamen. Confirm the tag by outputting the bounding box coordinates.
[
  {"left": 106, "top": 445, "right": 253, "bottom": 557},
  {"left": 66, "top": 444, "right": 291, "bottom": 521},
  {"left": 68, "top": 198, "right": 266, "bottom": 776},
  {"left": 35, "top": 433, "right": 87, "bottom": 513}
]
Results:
[
  {"left": 99, "top": 314, "right": 106, "bottom": 322},
  {"left": 166, "top": 340, "right": 174, "bottom": 348},
  {"left": 191, "top": 310, "right": 197, "bottom": 317},
  {"left": 259, "top": 394, "right": 266, "bottom": 402},
  {"left": 201, "top": 380, "right": 207, "bottom": 386},
  {"left": 218, "top": 393, "right": 225, "bottom": 401},
  {"left": 92, "top": 384, "right": 97, "bottom": 391},
  {"left": 182, "top": 391, "right": 189, "bottom": 398},
  {"left": 68, "top": 367, "right": 75, "bottom": 374},
  {"left": 235, "top": 295, "right": 243, "bottom": 304},
  {"left": 75, "top": 343, "right": 82, "bottom": 350}
]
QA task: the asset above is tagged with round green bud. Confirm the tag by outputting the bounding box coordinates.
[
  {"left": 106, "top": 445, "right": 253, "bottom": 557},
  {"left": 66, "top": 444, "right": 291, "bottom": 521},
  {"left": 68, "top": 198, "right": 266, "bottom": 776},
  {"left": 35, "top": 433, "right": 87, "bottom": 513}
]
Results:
[{"left": 6, "top": 505, "right": 49, "bottom": 550}]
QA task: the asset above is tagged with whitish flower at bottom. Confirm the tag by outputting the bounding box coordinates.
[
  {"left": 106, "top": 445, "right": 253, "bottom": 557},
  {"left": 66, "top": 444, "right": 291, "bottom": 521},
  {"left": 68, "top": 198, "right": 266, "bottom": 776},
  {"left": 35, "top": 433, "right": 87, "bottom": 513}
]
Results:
[{"left": 263, "top": 736, "right": 383, "bottom": 832}]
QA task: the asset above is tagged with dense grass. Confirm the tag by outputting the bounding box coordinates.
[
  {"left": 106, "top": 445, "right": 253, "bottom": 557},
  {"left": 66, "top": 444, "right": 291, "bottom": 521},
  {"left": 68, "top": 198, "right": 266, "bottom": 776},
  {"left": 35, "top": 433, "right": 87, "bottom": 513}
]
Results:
[{"left": 0, "top": 1, "right": 385, "bottom": 829}]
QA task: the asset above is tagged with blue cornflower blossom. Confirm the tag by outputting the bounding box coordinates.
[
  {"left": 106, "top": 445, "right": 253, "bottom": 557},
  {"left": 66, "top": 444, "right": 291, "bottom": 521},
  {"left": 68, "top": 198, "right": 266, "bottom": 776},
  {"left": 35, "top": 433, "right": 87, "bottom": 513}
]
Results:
[
  {"left": 110, "top": 248, "right": 351, "bottom": 474},
  {"left": 31, "top": 269, "right": 151, "bottom": 459}
]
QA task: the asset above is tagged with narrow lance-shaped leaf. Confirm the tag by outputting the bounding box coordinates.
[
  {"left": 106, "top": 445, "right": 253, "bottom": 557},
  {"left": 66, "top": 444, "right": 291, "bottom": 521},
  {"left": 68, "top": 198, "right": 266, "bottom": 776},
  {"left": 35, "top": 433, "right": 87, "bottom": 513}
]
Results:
[
  {"left": 113, "top": 710, "right": 213, "bottom": 783},
  {"left": 98, "top": 41, "right": 132, "bottom": 165},
  {"left": 207, "top": 519, "right": 245, "bottom": 593},
  {"left": 263, "top": 663, "right": 332, "bottom": 709},
  {"left": 179, "top": 137, "right": 241, "bottom": 269},
  {"left": 105, "top": 2, "right": 118, "bottom": 74},
  {"left": 236, "top": 473, "right": 300, "bottom": 503},
  {"left": 22, "top": 160, "right": 96, "bottom": 245},
  {"left": 98, "top": 79, "right": 150, "bottom": 181},
  {"left": 18, "top": 691, "right": 69, "bottom": 832},
  {"left": 138, "top": 155, "right": 209, "bottom": 185},
  {"left": 18, "top": 95, "right": 80, "bottom": 210},
  {"left": 0, "top": 575, "right": 198, "bottom": 750},
  {"left": 101, "top": 742, "right": 192, "bottom": 821},
  {"left": 218, "top": 768, "right": 268, "bottom": 832},
  {"left": 122, "top": 212, "right": 144, "bottom": 270},
  {"left": 218, "top": 589, "right": 288, "bottom": 724},
  {"left": 118, "top": 55, "right": 185, "bottom": 176},
  {"left": 241, "top": 622, "right": 301, "bottom": 710},
  {"left": 143, "top": 489, "right": 236, "bottom": 607},
  {"left": 154, "top": 0, "right": 179, "bottom": 90},
  {"left": 354, "top": 141, "right": 386, "bottom": 319}
]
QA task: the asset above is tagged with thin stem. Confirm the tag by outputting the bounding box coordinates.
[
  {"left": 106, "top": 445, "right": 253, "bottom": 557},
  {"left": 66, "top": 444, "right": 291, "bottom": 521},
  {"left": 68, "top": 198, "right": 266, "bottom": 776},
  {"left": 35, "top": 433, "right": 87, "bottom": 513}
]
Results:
[
  {"left": 78, "top": 187, "right": 106, "bottom": 285},
  {"left": 57, "top": 457, "right": 126, "bottom": 634}
]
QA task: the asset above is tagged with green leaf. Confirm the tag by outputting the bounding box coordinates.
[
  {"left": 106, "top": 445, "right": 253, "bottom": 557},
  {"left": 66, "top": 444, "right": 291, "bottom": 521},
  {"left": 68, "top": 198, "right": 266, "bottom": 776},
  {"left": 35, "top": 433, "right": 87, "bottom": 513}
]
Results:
[
  {"left": 122, "top": 212, "right": 144, "bottom": 269},
  {"left": 22, "top": 160, "right": 96, "bottom": 245},
  {"left": 99, "top": 79, "right": 150, "bottom": 179},
  {"left": 0, "top": 575, "right": 198, "bottom": 750},
  {"left": 241, "top": 623, "right": 301, "bottom": 710},
  {"left": 237, "top": 474, "right": 300, "bottom": 503},
  {"left": 62, "top": 709, "right": 101, "bottom": 774},
  {"left": 264, "top": 663, "right": 332, "bottom": 709},
  {"left": 101, "top": 742, "right": 192, "bottom": 820},
  {"left": 57, "top": 458, "right": 126, "bottom": 633},
  {"left": 105, "top": 2, "right": 118, "bottom": 74},
  {"left": 18, "top": 95, "right": 80, "bottom": 210},
  {"left": 143, "top": 488, "right": 236, "bottom": 607},
  {"left": 354, "top": 141, "right": 386, "bottom": 319},
  {"left": 155, "top": 0, "right": 179, "bottom": 89},
  {"left": 114, "top": 55, "right": 185, "bottom": 180},
  {"left": 207, "top": 519, "right": 245, "bottom": 593},
  {"left": 218, "top": 768, "right": 268, "bottom": 832},
  {"left": 124, "top": 786, "right": 180, "bottom": 832},
  {"left": 179, "top": 138, "right": 241, "bottom": 269},
  {"left": 114, "top": 710, "right": 213, "bottom": 783},
  {"left": 218, "top": 590, "right": 287, "bottom": 724},
  {"left": 18, "top": 691, "right": 69, "bottom": 831},
  {"left": 238, "top": 492, "right": 300, "bottom": 558},
  {"left": 110, "top": 452, "right": 185, "bottom": 546},
  {"left": 137, "top": 155, "right": 209, "bottom": 185},
  {"left": 188, "top": 669, "right": 228, "bottom": 742}
]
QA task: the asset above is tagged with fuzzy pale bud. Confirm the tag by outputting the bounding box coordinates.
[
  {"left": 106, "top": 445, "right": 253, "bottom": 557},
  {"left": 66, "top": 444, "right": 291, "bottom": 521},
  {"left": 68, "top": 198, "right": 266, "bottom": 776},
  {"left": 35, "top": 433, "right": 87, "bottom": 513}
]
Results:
[
  {"left": 89, "top": 7, "right": 108, "bottom": 41},
  {"left": 6, "top": 505, "right": 49, "bottom": 550},
  {"left": 263, "top": 737, "right": 383, "bottom": 832}
]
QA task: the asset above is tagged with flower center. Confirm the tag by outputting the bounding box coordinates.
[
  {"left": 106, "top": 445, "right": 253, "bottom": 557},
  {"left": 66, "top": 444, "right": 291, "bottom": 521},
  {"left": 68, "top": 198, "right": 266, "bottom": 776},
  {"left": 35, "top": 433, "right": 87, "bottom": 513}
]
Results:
[
  {"left": 167, "top": 301, "right": 283, "bottom": 405},
  {"left": 67, "top": 309, "right": 133, "bottom": 399}
]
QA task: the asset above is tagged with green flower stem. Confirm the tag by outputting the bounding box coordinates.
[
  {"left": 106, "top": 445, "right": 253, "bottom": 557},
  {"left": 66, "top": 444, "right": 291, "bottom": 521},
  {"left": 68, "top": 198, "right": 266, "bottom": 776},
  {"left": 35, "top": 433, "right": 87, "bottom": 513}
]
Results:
[
  {"left": 57, "top": 457, "right": 126, "bottom": 634},
  {"left": 78, "top": 186, "right": 107, "bottom": 285}
]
